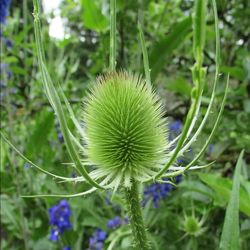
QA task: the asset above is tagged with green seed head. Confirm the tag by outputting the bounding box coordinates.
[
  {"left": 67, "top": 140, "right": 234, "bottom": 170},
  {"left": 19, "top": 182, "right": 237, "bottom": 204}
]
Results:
[
  {"left": 82, "top": 72, "right": 168, "bottom": 188},
  {"left": 182, "top": 214, "right": 207, "bottom": 237},
  {"left": 184, "top": 216, "right": 200, "bottom": 235}
]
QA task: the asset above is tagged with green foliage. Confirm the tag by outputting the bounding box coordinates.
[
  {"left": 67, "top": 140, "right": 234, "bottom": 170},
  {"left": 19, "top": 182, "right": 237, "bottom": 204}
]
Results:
[
  {"left": 149, "top": 16, "right": 192, "bottom": 81},
  {"left": 219, "top": 150, "right": 244, "bottom": 250},
  {"left": 199, "top": 172, "right": 250, "bottom": 217},
  {"left": 81, "top": 0, "right": 109, "bottom": 32}
]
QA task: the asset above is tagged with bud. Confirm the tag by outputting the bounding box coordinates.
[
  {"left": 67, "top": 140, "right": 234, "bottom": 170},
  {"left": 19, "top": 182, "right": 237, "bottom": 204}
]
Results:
[
  {"left": 82, "top": 72, "right": 168, "bottom": 188},
  {"left": 183, "top": 214, "right": 206, "bottom": 237}
]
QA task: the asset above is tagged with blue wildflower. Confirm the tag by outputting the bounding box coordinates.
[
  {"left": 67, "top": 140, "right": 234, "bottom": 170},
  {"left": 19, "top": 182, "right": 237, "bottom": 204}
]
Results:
[
  {"left": 169, "top": 120, "right": 183, "bottom": 141},
  {"left": 175, "top": 175, "right": 182, "bottom": 184},
  {"left": 48, "top": 200, "right": 72, "bottom": 242},
  {"left": 57, "top": 132, "right": 64, "bottom": 143},
  {"left": 107, "top": 216, "right": 122, "bottom": 229},
  {"left": 24, "top": 162, "right": 30, "bottom": 169},
  {"left": 0, "top": 0, "right": 11, "bottom": 24},
  {"left": 4, "top": 37, "right": 12, "bottom": 48},
  {"left": 88, "top": 229, "right": 107, "bottom": 250},
  {"left": 143, "top": 182, "right": 173, "bottom": 208},
  {"left": 49, "top": 228, "right": 60, "bottom": 241},
  {"left": 62, "top": 246, "right": 71, "bottom": 250},
  {"left": 143, "top": 176, "right": 182, "bottom": 208},
  {"left": 169, "top": 120, "right": 182, "bottom": 134}
]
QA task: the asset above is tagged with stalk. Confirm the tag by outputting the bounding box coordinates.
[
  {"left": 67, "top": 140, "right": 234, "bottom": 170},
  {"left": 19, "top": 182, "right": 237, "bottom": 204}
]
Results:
[
  {"left": 109, "top": 0, "right": 116, "bottom": 71},
  {"left": 124, "top": 179, "right": 150, "bottom": 250}
]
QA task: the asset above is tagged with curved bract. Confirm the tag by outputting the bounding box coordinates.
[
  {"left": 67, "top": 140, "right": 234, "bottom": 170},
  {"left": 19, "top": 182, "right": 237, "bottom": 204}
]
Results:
[{"left": 83, "top": 72, "right": 168, "bottom": 187}]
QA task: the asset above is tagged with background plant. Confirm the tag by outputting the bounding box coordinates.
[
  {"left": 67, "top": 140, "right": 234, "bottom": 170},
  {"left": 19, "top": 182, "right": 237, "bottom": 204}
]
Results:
[{"left": 1, "top": 0, "right": 249, "bottom": 250}]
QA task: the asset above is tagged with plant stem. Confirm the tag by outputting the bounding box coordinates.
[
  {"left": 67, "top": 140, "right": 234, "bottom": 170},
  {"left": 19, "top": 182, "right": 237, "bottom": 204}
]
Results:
[
  {"left": 109, "top": 0, "right": 116, "bottom": 71},
  {"left": 124, "top": 179, "right": 150, "bottom": 250}
]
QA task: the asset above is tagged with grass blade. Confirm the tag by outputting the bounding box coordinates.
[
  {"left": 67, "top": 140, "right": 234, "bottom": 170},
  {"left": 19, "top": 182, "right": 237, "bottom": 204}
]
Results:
[{"left": 219, "top": 150, "right": 244, "bottom": 250}]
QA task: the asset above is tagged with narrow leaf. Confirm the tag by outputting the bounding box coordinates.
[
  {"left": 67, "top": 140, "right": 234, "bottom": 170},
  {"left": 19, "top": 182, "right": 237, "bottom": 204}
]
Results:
[
  {"left": 219, "top": 150, "right": 244, "bottom": 250},
  {"left": 149, "top": 16, "right": 192, "bottom": 80},
  {"left": 199, "top": 172, "right": 250, "bottom": 217}
]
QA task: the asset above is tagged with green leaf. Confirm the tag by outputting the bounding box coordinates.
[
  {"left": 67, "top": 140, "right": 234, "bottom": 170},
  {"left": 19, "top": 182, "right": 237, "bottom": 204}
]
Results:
[
  {"left": 198, "top": 172, "right": 250, "bottom": 217},
  {"left": 81, "top": 0, "right": 109, "bottom": 32},
  {"left": 0, "top": 195, "right": 21, "bottom": 236},
  {"left": 33, "top": 237, "right": 54, "bottom": 250},
  {"left": 219, "top": 150, "right": 244, "bottom": 250},
  {"left": 165, "top": 77, "right": 192, "bottom": 96},
  {"left": 220, "top": 66, "right": 244, "bottom": 81},
  {"left": 11, "top": 66, "right": 27, "bottom": 75},
  {"left": 149, "top": 16, "right": 192, "bottom": 81},
  {"left": 25, "top": 111, "right": 54, "bottom": 158}
]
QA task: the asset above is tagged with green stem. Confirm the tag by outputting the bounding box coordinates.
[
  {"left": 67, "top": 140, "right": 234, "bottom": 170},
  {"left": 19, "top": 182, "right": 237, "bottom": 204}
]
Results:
[
  {"left": 109, "top": 0, "right": 116, "bottom": 71},
  {"left": 125, "top": 179, "right": 150, "bottom": 250}
]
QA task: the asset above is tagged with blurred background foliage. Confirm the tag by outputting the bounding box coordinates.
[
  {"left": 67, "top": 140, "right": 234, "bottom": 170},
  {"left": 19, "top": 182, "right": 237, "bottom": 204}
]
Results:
[{"left": 0, "top": 0, "right": 249, "bottom": 249}]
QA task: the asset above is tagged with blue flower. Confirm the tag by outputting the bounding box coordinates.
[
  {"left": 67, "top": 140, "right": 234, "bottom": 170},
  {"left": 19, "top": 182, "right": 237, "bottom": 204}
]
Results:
[
  {"left": 48, "top": 200, "right": 72, "bottom": 242},
  {"left": 88, "top": 229, "right": 107, "bottom": 250},
  {"left": 4, "top": 38, "right": 13, "bottom": 48},
  {"left": 57, "top": 132, "right": 64, "bottom": 143},
  {"left": 107, "top": 216, "right": 122, "bottom": 229},
  {"left": 62, "top": 246, "right": 71, "bottom": 250},
  {"left": 169, "top": 120, "right": 183, "bottom": 142},
  {"left": 169, "top": 120, "right": 182, "bottom": 134},
  {"left": 24, "top": 162, "right": 30, "bottom": 169},
  {"left": 143, "top": 176, "right": 182, "bottom": 208},
  {"left": 0, "top": 0, "right": 11, "bottom": 24},
  {"left": 49, "top": 228, "right": 60, "bottom": 241},
  {"left": 143, "top": 182, "right": 173, "bottom": 208},
  {"left": 175, "top": 175, "right": 182, "bottom": 184}
]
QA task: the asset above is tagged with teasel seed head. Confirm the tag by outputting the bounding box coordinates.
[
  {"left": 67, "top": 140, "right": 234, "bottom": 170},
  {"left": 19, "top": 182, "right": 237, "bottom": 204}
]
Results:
[{"left": 82, "top": 71, "right": 168, "bottom": 188}]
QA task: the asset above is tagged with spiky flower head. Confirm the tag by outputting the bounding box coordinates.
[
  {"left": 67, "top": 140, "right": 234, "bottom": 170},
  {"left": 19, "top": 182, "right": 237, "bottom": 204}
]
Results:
[
  {"left": 182, "top": 214, "right": 207, "bottom": 237},
  {"left": 82, "top": 72, "right": 168, "bottom": 188}
]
